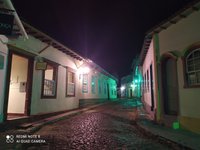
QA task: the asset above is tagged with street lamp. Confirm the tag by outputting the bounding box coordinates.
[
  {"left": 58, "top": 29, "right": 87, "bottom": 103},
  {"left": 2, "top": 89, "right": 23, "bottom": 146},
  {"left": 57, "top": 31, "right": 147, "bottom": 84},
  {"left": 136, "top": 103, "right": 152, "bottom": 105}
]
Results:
[{"left": 120, "top": 86, "right": 125, "bottom": 91}]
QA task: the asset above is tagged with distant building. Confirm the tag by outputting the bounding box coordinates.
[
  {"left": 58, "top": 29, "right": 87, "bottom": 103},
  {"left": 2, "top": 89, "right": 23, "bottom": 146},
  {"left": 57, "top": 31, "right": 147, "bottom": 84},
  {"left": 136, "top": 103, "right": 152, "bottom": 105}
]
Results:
[
  {"left": 120, "top": 74, "right": 133, "bottom": 98},
  {"left": 131, "top": 56, "right": 142, "bottom": 98},
  {"left": 139, "top": 0, "right": 200, "bottom": 134},
  {"left": 0, "top": 1, "right": 117, "bottom": 123}
]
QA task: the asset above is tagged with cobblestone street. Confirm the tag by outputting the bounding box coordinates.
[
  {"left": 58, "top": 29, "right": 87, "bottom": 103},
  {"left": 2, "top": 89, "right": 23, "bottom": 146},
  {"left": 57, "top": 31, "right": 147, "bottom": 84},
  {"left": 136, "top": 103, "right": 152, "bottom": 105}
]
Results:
[
  {"left": 22, "top": 100, "right": 174, "bottom": 150},
  {"left": 0, "top": 99, "right": 187, "bottom": 150}
]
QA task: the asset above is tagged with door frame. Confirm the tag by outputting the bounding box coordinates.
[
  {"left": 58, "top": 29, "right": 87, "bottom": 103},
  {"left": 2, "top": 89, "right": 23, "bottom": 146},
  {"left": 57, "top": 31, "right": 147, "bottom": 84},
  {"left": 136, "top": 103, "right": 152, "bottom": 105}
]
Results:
[
  {"left": 3, "top": 49, "right": 34, "bottom": 121},
  {"left": 161, "top": 54, "right": 179, "bottom": 116}
]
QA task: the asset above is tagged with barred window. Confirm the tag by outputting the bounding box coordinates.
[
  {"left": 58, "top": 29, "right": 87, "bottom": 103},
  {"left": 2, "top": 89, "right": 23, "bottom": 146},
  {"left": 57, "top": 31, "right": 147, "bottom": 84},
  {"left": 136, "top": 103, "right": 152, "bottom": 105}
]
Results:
[
  {"left": 42, "top": 63, "right": 58, "bottom": 98},
  {"left": 186, "top": 48, "right": 200, "bottom": 86}
]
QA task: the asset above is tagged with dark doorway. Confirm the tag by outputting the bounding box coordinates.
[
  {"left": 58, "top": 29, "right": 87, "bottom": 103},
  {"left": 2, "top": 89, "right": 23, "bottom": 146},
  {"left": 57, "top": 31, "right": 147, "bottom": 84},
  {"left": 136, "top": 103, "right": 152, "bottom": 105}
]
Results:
[
  {"left": 161, "top": 57, "right": 179, "bottom": 115},
  {"left": 130, "top": 89, "right": 133, "bottom": 98},
  {"left": 150, "top": 64, "right": 154, "bottom": 111}
]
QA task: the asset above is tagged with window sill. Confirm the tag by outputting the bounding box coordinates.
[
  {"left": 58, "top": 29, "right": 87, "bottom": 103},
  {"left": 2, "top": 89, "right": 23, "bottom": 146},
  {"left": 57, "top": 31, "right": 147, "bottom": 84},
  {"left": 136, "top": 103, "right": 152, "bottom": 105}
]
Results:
[
  {"left": 41, "top": 96, "right": 57, "bottom": 99},
  {"left": 183, "top": 84, "right": 200, "bottom": 88},
  {"left": 66, "top": 95, "right": 75, "bottom": 97}
]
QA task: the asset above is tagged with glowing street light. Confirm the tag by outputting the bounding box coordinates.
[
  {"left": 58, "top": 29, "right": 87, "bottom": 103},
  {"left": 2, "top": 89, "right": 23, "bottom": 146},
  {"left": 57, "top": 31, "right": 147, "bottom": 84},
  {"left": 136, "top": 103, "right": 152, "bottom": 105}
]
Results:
[
  {"left": 130, "top": 83, "right": 136, "bottom": 90},
  {"left": 120, "top": 86, "right": 125, "bottom": 91},
  {"left": 78, "top": 66, "right": 90, "bottom": 74}
]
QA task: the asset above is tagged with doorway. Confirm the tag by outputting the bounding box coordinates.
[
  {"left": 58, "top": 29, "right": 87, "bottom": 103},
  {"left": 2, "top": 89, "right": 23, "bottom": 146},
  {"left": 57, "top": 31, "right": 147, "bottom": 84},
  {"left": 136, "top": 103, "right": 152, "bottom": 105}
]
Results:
[
  {"left": 150, "top": 64, "right": 154, "bottom": 111},
  {"left": 6, "top": 52, "right": 33, "bottom": 120},
  {"left": 161, "top": 57, "right": 179, "bottom": 115},
  {"left": 129, "top": 88, "right": 133, "bottom": 98}
]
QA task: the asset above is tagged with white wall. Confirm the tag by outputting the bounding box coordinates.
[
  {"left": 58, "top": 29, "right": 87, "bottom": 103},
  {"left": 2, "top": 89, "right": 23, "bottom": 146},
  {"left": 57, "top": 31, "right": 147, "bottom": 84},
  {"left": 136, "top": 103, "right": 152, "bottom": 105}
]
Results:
[
  {"left": 142, "top": 40, "right": 157, "bottom": 113},
  {"left": 40, "top": 47, "right": 77, "bottom": 70},
  {"left": 159, "top": 11, "right": 200, "bottom": 55},
  {"left": 8, "top": 35, "right": 80, "bottom": 115},
  {"left": 78, "top": 70, "right": 117, "bottom": 99},
  {"left": 31, "top": 64, "right": 79, "bottom": 115},
  {"left": 8, "top": 34, "right": 117, "bottom": 115},
  {"left": 0, "top": 35, "right": 8, "bottom": 122},
  {"left": 158, "top": 10, "right": 200, "bottom": 118}
]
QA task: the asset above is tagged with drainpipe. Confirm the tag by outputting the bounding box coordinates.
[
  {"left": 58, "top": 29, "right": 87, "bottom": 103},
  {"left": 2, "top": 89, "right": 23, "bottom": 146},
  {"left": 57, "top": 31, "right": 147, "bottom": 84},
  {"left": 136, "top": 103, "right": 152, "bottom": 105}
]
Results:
[{"left": 4, "top": 0, "right": 29, "bottom": 39}]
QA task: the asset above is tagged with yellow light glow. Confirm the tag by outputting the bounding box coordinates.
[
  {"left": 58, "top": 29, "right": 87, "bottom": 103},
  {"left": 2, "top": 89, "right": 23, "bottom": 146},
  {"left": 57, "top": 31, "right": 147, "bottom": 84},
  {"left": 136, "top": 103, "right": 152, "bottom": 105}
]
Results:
[{"left": 78, "top": 66, "right": 90, "bottom": 74}]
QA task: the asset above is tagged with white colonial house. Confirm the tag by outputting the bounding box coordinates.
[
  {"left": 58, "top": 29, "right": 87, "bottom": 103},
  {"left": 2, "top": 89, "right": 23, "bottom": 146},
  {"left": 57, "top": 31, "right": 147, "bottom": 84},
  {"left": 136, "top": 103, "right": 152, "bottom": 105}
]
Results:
[{"left": 0, "top": 1, "right": 117, "bottom": 123}]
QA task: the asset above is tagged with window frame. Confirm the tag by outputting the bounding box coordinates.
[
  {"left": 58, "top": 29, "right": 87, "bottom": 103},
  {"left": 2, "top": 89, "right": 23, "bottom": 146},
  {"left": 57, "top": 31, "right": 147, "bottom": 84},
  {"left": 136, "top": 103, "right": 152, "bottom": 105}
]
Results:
[
  {"left": 41, "top": 60, "right": 58, "bottom": 99},
  {"left": 82, "top": 74, "right": 88, "bottom": 93},
  {"left": 66, "top": 67, "right": 76, "bottom": 97},
  {"left": 183, "top": 47, "right": 200, "bottom": 88}
]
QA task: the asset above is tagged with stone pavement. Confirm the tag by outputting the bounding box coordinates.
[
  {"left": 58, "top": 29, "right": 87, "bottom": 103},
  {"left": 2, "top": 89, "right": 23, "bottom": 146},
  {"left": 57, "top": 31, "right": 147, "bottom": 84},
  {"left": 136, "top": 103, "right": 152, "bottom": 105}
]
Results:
[
  {"left": 137, "top": 107, "right": 200, "bottom": 150},
  {"left": 0, "top": 98, "right": 200, "bottom": 150}
]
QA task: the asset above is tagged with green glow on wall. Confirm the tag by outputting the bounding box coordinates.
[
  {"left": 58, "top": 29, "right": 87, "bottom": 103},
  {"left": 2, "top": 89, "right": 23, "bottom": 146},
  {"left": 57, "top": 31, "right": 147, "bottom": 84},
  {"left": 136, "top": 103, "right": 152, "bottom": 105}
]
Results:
[
  {"left": 173, "top": 122, "right": 180, "bottom": 129},
  {"left": 0, "top": 114, "right": 4, "bottom": 122}
]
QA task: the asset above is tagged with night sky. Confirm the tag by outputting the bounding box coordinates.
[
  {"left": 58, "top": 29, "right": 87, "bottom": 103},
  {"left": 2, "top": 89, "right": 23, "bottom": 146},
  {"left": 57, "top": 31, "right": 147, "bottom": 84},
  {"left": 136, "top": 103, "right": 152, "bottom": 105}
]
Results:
[{"left": 12, "top": 0, "right": 191, "bottom": 78}]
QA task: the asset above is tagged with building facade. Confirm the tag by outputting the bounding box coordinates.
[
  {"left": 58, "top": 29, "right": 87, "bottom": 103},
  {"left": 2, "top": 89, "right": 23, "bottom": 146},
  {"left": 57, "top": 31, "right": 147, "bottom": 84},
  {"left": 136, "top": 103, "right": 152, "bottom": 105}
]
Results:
[
  {"left": 140, "top": 1, "right": 200, "bottom": 133},
  {"left": 0, "top": 1, "right": 117, "bottom": 123},
  {"left": 121, "top": 74, "right": 134, "bottom": 98}
]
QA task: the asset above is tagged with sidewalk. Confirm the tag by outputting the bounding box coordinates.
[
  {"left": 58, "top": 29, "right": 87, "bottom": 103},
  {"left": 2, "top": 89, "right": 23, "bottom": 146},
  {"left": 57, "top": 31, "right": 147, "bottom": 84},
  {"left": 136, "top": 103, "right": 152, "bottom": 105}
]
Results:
[{"left": 137, "top": 112, "right": 200, "bottom": 150}]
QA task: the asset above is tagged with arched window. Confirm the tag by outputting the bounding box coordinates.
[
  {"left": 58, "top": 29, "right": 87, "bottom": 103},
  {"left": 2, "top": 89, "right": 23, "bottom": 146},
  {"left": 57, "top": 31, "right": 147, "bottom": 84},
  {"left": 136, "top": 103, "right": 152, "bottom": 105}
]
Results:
[{"left": 186, "top": 48, "right": 200, "bottom": 86}]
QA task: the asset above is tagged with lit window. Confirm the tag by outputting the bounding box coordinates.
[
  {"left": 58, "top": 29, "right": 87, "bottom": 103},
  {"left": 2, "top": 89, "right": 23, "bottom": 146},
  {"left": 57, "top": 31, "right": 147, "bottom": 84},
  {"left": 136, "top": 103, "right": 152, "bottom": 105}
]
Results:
[
  {"left": 42, "top": 63, "right": 57, "bottom": 98},
  {"left": 186, "top": 48, "right": 200, "bottom": 86},
  {"left": 66, "top": 71, "right": 75, "bottom": 96},
  {"left": 82, "top": 74, "right": 88, "bottom": 93}
]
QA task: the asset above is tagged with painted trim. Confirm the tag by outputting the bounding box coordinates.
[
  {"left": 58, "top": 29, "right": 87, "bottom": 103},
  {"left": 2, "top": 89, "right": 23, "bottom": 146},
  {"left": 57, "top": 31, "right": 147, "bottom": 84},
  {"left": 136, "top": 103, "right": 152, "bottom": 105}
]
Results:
[
  {"left": 3, "top": 50, "right": 12, "bottom": 121},
  {"left": 160, "top": 52, "right": 178, "bottom": 62},
  {"left": 153, "top": 33, "right": 161, "bottom": 121},
  {"left": 25, "top": 57, "right": 34, "bottom": 116},
  {"left": 183, "top": 41, "right": 200, "bottom": 56},
  {"left": 160, "top": 54, "right": 180, "bottom": 117}
]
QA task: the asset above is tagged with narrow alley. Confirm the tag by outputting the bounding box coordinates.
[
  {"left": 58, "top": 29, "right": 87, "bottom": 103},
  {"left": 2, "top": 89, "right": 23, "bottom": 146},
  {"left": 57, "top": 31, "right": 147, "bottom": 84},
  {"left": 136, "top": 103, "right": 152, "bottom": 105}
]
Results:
[{"left": 1, "top": 0, "right": 200, "bottom": 150}]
